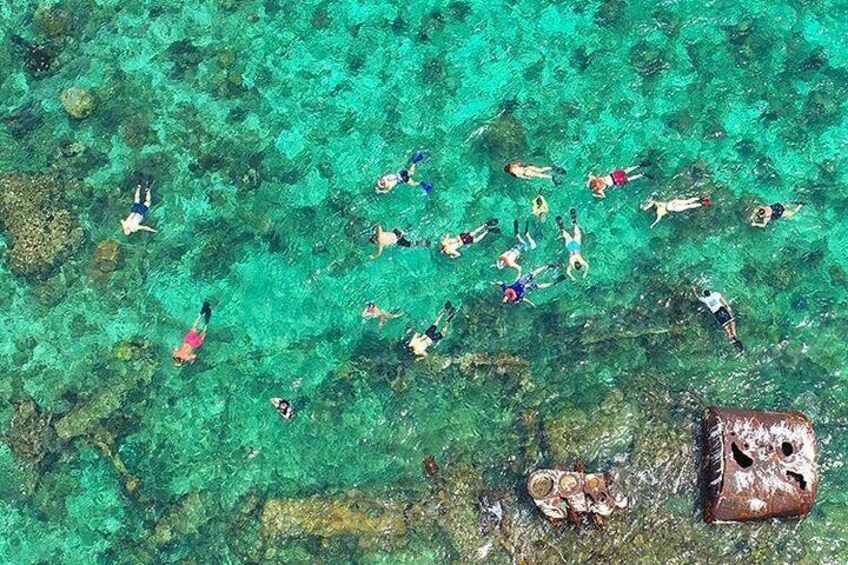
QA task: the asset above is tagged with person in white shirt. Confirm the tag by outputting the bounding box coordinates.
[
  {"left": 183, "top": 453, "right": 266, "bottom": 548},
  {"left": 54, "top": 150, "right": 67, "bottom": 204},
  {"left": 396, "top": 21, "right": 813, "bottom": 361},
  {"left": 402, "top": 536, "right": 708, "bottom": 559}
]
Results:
[{"left": 692, "top": 286, "right": 743, "bottom": 352}]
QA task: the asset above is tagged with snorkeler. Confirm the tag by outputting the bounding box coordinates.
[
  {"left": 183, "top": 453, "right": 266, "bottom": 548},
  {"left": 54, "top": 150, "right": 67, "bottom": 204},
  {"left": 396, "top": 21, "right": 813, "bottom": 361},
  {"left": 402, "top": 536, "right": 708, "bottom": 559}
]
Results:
[
  {"left": 749, "top": 202, "right": 803, "bottom": 228},
  {"left": 556, "top": 209, "right": 589, "bottom": 281},
  {"left": 493, "top": 262, "right": 566, "bottom": 307},
  {"left": 588, "top": 161, "right": 649, "bottom": 199},
  {"left": 692, "top": 287, "right": 744, "bottom": 353},
  {"left": 505, "top": 162, "right": 566, "bottom": 184},
  {"left": 369, "top": 225, "right": 430, "bottom": 259},
  {"left": 120, "top": 173, "right": 158, "bottom": 235},
  {"left": 440, "top": 219, "right": 500, "bottom": 259},
  {"left": 495, "top": 220, "right": 537, "bottom": 276},
  {"left": 376, "top": 152, "right": 432, "bottom": 194},
  {"left": 532, "top": 195, "right": 550, "bottom": 222},
  {"left": 362, "top": 302, "right": 403, "bottom": 326},
  {"left": 270, "top": 398, "right": 293, "bottom": 420},
  {"left": 642, "top": 196, "right": 711, "bottom": 228},
  {"left": 173, "top": 302, "right": 212, "bottom": 366},
  {"left": 408, "top": 302, "right": 458, "bottom": 358}
]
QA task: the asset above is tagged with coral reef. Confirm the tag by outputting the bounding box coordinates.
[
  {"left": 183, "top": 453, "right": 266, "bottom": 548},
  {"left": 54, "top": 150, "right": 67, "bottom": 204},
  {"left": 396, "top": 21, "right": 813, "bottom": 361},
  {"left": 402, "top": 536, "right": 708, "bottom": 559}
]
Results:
[{"left": 0, "top": 173, "right": 84, "bottom": 280}]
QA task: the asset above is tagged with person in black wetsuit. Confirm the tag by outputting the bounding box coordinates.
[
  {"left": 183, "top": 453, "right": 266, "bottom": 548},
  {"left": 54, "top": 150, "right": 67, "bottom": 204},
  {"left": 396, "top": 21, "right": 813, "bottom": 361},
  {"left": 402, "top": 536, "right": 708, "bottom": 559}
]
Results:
[
  {"left": 408, "top": 302, "right": 458, "bottom": 357},
  {"left": 369, "top": 225, "right": 429, "bottom": 259},
  {"left": 749, "top": 202, "right": 803, "bottom": 228}
]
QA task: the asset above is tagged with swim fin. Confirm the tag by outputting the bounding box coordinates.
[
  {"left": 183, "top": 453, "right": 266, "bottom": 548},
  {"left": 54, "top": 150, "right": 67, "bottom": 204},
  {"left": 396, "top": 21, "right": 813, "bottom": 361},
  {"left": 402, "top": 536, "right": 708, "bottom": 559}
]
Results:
[
  {"left": 548, "top": 260, "right": 564, "bottom": 270},
  {"left": 513, "top": 219, "right": 519, "bottom": 236},
  {"left": 488, "top": 227, "right": 501, "bottom": 234},
  {"left": 555, "top": 216, "right": 565, "bottom": 231},
  {"left": 523, "top": 220, "right": 530, "bottom": 236},
  {"left": 552, "top": 176, "right": 562, "bottom": 186},
  {"left": 421, "top": 182, "right": 432, "bottom": 193},
  {"left": 412, "top": 151, "right": 427, "bottom": 164},
  {"left": 732, "top": 337, "right": 744, "bottom": 353},
  {"left": 200, "top": 302, "right": 212, "bottom": 325},
  {"left": 700, "top": 196, "right": 712, "bottom": 207},
  {"left": 552, "top": 274, "right": 568, "bottom": 285},
  {"left": 569, "top": 208, "right": 578, "bottom": 225},
  {"left": 486, "top": 218, "right": 499, "bottom": 228},
  {"left": 639, "top": 159, "right": 652, "bottom": 167},
  {"left": 553, "top": 166, "right": 567, "bottom": 175}
]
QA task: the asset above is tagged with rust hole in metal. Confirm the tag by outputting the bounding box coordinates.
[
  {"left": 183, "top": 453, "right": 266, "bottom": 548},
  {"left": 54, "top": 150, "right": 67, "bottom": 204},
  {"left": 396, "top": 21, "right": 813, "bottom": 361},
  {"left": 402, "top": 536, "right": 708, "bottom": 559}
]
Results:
[
  {"left": 781, "top": 442, "right": 794, "bottom": 457},
  {"left": 787, "top": 471, "right": 807, "bottom": 490},
  {"left": 731, "top": 442, "right": 753, "bottom": 468}
]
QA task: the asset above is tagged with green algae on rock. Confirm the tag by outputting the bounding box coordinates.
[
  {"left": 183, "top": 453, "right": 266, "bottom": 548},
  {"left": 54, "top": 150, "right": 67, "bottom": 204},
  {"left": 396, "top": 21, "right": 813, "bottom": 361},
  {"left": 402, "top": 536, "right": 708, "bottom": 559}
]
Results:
[
  {"left": 0, "top": 173, "right": 84, "bottom": 280},
  {"left": 60, "top": 87, "right": 96, "bottom": 119},
  {"left": 260, "top": 493, "right": 410, "bottom": 549}
]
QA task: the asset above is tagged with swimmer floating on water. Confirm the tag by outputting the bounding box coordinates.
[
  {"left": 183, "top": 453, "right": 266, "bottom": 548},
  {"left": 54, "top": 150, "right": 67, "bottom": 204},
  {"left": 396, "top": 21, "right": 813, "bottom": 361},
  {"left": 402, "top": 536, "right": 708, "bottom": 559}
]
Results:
[
  {"left": 120, "top": 173, "right": 158, "bottom": 235},
  {"left": 504, "top": 162, "right": 566, "bottom": 184},
  {"left": 376, "top": 151, "right": 432, "bottom": 194},
  {"left": 369, "top": 225, "right": 430, "bottom": 259},
  {"left": 556, "top": 209, "right": 590, "bottom": 281},
  {"left": 493, "top": 262, "right": 566, "bottom": 307},
  {"left": 588, "top": 161, "right": 649, "bottom": 199},
  {"left": 362, "top": 302, "right": 403, "bottom": 326},
  {"left": 495, "top": 220, "right": 537, "bottom": 276},
  {"left": 172, "top": 302, "right": 212, "bottom": 366},
  {"left": 269, "top": 398, "right": 293, "bottom": 420},
  {"left": 692, "top": 286, "right": 744, "bottom": 353},
  {"left": 408, "top": 301, "right": 458, "bottom": 358},
  {"left": 642, "top": 196, "right": 711, "bottom": 228},
  {"left": 440, "top": 219, "right": 499, "bottom": 259},
  {"left": 749, "top": 202, "right": 803, "bottom": 229}
]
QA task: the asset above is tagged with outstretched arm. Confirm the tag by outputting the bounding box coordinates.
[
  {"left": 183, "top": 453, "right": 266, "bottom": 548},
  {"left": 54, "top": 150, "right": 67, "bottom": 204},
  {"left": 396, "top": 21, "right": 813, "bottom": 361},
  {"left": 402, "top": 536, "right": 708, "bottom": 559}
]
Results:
[
  {"left": 691, "top": 286, "right": 700, "bottom": 299},
  {"left": 370, "top": 244, "right": 384, "bottom": 259},
  {"left": 567, "top": 265, "right": 576, "bottom": 281},
  {"left": 581, "top": 261, "right": 590, "bottom": 278},
  {"left": 139, "top": 225, "right": 158, "bottom": 233},
  {"left": 523, "top": 298, "right": 537, "bottom": 308}
]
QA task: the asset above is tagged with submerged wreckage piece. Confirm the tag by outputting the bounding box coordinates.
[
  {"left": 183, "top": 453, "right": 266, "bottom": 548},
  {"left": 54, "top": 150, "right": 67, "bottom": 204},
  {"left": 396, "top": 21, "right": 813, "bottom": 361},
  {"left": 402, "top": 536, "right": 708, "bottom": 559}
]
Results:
[
  {"left": 702, "top": 407, "right": 818, "bottom": 523},
  {"left": 528, "top": 464, "right": 627, "bottom": 528}
]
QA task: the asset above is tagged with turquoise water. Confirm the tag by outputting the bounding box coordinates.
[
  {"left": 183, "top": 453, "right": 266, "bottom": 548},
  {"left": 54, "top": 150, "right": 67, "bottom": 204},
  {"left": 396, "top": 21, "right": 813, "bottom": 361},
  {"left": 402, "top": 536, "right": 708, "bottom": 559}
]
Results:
[{"left": 1, "top": 0, "right": 847, "bottom": 562}]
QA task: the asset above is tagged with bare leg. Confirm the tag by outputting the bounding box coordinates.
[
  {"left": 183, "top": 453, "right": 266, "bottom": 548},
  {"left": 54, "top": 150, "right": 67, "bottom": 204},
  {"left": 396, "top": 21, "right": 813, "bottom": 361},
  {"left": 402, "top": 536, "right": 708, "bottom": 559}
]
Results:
[
  {"left": 783, "top": 204, "right": 803, "bottom": 219},
  {"left": 133, "top": 186, "right": 141, "bottom": 204},
  {"left": 573, "top": 225, "right": 582, "bottom": 244},
  {"left": 628, "top": 173, "right": 645, "bottom": 182},
  {"left": 624, "top": 166, "right": 640, "bottom": 174},
  {"left": 408, "top": 163, "right": 417, "bottom": 176},
  {"left": 525, "top": 231, "right": 537, "bottom": 250},
  {"left": 144, "top": 188, "right": 152, "bottom": 207}
]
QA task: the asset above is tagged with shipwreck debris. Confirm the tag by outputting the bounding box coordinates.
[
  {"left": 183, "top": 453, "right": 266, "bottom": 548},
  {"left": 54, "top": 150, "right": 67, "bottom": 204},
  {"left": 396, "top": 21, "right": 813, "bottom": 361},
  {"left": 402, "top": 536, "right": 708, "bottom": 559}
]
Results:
[
  {"left": 702, "top": 407, "right": 818, "bottom": 523},
  {"left": 528, "top": 462, "right": 628, "bottom": 529}
]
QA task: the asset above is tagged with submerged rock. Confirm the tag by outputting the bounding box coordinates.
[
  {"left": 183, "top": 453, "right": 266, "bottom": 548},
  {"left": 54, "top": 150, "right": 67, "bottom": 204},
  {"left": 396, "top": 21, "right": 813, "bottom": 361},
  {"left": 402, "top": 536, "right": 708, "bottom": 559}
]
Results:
[
  {"left": 543, "top": 389, "right": 641, "bottom": 465},
  {"left": 54, "top": 340, "right": 157, "bottom": 440},
  {"left": 150, "top": 492, "right": 212, "bottom": 546},
  {"left": 60, "top": 87, "right": 96, "bottom": 119},
  {"left": 0, "top": 173, "right": 84, "bottom": 280},
  {"left": 260, "top": 493, "right": 409, "bottom": 550},
  {"left": 2, "top": 399, "right": 58, "bottom": 467},
  {"left": 92, "top": 240, "right": 124, "bottom": 275},
  {"left": 473, "top": 112, "right": 527, "bottom": 161}
]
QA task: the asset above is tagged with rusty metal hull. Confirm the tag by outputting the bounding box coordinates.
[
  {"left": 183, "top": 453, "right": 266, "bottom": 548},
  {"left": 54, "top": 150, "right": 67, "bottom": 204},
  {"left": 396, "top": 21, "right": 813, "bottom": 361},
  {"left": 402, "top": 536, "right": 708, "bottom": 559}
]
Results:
[{"left": 702, "top": 407, "right": 818, "bottom": 523}]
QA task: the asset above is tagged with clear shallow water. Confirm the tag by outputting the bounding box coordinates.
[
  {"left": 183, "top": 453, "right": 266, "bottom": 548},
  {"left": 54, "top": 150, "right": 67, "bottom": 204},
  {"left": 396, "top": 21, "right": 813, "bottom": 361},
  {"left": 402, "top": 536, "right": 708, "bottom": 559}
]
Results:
[{"left": 0, "top": 0, "right": 847, "bottom": 562}]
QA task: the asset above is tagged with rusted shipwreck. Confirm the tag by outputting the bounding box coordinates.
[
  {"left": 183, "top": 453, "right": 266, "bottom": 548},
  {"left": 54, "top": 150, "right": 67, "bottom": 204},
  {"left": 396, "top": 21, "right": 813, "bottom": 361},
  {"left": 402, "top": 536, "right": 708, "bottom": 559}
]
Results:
[
  {"left": 528, "top": 463, "right": 627, "bottom": 528},
  {"left": 702, "top": 407, "right": 818, "bottom": 523}
]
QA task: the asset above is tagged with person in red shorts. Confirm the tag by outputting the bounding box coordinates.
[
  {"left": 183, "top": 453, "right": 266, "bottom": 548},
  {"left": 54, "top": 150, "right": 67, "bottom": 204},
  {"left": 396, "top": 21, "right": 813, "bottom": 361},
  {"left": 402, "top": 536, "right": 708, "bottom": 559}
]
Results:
[
  {"left": 173, "top": 302, "right": 212, "bottom": 366},
  {"left": 588, "top": 161, "right": 649, "bottom": 199}
]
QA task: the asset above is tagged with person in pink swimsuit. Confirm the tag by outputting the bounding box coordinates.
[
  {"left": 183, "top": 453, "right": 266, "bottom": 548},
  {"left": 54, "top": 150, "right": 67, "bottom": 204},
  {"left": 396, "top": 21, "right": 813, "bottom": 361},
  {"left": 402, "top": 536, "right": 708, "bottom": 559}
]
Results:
[
  {"left": 588, "top": 161, "right": 649, "bottom": 199},
  {"left": 173, "top": 302, "right": 212, "bottom": 366}
]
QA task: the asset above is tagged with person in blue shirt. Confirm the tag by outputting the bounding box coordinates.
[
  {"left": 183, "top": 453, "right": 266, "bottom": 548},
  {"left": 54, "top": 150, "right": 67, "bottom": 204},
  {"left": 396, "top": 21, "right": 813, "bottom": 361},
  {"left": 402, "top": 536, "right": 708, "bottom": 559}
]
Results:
[{"left": 494, "top": 262, "right": 566, "bottom": 307}]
